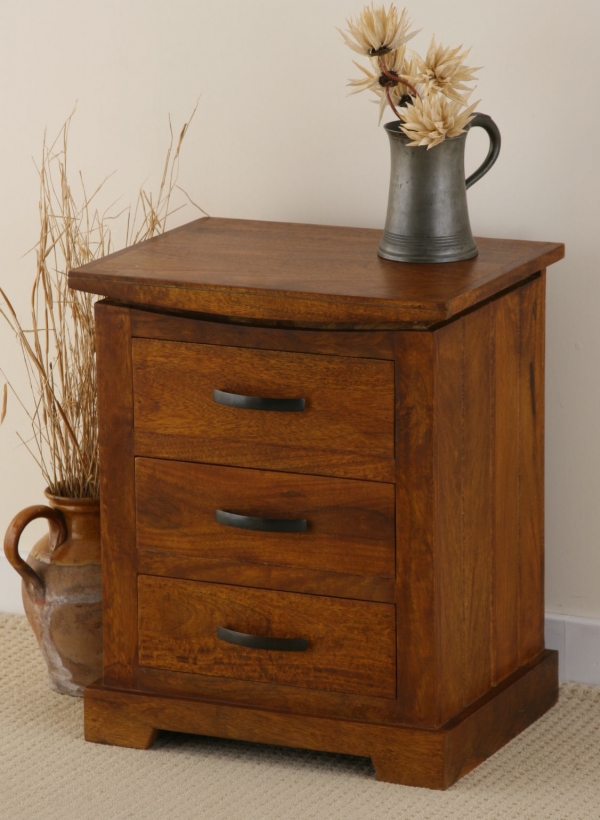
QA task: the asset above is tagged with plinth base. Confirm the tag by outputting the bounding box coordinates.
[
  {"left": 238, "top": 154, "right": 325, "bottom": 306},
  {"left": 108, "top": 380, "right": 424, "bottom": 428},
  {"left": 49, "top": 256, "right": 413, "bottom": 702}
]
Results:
[{"left": 84, "top": 649, "right": 558, "bottom": 790}]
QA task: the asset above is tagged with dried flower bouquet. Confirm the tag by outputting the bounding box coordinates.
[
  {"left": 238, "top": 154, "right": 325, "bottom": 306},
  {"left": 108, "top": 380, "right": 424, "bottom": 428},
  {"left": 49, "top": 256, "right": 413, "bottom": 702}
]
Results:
[{"left": 341, "top": 3, "right": 481, "bottom": 148}]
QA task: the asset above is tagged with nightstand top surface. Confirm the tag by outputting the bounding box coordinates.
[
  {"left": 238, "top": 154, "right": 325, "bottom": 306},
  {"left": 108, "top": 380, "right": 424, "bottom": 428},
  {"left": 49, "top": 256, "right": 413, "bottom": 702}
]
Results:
[{"left": 69, "top": 217, "right": 564, "bottom": 328}]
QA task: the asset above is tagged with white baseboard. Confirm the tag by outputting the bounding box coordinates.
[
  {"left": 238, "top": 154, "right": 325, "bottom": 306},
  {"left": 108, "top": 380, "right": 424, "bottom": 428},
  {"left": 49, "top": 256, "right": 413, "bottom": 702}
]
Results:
[{"left": 545, "top": 613, "right": 600, "bottom": 685}]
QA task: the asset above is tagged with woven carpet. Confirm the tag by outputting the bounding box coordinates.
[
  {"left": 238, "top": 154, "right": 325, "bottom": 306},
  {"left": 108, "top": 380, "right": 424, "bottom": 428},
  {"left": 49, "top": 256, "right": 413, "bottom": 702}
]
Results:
[{"left": 1, "top": 613, "right": 599, "bottom": 820}]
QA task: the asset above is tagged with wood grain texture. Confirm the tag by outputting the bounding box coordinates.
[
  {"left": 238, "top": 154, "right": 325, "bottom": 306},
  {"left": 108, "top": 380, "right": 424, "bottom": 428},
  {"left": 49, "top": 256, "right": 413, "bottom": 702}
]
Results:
[
  {"left": 132, "top": 338, "right": 395, "bottom": 481},
  {"left": 84, "top": 696, "right": 158, "bottom": 749},
  {"left": 84, "top": 649, "right": 558, "bottom": 789},
  {"left": 94, "top": 303, "right": 137, "bottom": 687},
  {"left": 134, "top": 433, "right": 395, "bottom": 483},
  {"left": 462, "top": 305, "right": 494, "bottom": 703},
  {"left": 130, "top": 309, "right": 396, "bottom": 360},
  {"left": 69, "top": 218, "right": 564, "bottom": 329},
  {"left": 492, "top": 289, "right": 521, "bottom": 684},
  {"left": 434, "top": 319, "right": 465, "bottom": 723},
  {"left": 399, "top": 279, "right": 546, "bottom": 725},
  {"left": 136, "top": 552, "right": 396, "bottom": 603},
  {"left": 444, "top": 650, "right": 558, "bottom": 786},
  {"left": 518, "top": 274, "right": 546, "bottom": 663},
  {"left": 137, "top": 576, "right": 397, "bottom": 698},
  {"left": 425, "top": 284, "right": 545, "bottom": 721},
  {"left": 394, "top": 331, "right": 437, "bottom": 725},
  {"left": 135, "top": 459, "right": 395, "bottom": 579},
  {"left": 135, "top": 663, "right": 400, "bottom": 724}
]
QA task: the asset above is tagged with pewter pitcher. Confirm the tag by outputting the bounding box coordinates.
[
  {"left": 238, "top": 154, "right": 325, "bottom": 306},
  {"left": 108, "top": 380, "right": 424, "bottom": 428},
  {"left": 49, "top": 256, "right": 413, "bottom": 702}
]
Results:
[{"left": 378, "top": 113, "right": 501, "bottom": 263}]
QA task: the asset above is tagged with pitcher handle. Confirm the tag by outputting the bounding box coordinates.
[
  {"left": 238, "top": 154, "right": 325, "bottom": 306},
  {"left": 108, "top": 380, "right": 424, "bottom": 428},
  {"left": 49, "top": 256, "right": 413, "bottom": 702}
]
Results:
[
  {"left": 3, "top": 505, "right": 67, "bottom": 601},
  {"left": 465, "top": 113, "right": 501, "bottom": 190}
]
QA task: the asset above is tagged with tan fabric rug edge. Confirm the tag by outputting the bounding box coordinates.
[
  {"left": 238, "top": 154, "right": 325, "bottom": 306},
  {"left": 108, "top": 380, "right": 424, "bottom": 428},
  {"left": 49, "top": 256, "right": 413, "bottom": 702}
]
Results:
[{"left": 2, "top": 612, "right": 599, "bottom": 820}]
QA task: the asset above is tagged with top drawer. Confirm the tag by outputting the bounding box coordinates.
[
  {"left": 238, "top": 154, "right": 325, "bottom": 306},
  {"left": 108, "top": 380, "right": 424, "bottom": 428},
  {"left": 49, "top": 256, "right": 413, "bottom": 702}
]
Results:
[{"left": 132, "top": 339, "right": 395, "bottom": 481}]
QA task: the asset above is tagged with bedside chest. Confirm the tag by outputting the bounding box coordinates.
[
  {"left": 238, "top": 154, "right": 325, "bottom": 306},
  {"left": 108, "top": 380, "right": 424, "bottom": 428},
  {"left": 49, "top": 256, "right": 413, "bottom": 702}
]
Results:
[{"left": 69, "top": 218, "right": 564, "bottom": 789}]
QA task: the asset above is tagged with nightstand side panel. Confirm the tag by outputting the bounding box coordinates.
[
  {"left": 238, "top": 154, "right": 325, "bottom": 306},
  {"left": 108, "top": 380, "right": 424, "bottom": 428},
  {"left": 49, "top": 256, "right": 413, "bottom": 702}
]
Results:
[
  {"left": 95, "top": 302, "right": 138, "bottom": 688},
  {"left": 518, "top": 273, "right": 546, "bottom": 663},
  {"left": 431, "top": 276, "right": 546, "bottom": 724},
  {"left": 394, "top": 331, "right": 437, "bottom": 726}
]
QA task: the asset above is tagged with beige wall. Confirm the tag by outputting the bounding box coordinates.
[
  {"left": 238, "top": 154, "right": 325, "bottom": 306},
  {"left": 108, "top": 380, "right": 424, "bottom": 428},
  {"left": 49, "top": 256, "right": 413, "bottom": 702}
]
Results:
[{"left": 0, "top": 0, "right": 596, "bottom": 616}]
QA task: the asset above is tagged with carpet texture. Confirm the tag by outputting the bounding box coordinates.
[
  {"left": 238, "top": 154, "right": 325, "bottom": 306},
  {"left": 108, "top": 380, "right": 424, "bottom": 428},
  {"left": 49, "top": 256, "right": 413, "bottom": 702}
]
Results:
[{"left": 1, "top": 613, "right": 599, "bottom": 820}]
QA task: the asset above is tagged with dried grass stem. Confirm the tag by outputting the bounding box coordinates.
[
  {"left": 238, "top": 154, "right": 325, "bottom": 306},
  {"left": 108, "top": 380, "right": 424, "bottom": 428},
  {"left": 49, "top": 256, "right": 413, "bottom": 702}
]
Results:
[{"left": 0, "top": 106, "right": 202, "bottom": 498}]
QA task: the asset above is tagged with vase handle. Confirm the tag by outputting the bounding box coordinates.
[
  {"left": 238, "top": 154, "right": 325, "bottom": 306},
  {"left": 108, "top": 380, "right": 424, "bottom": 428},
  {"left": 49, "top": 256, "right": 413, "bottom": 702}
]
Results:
[
  {"left": 3, "top": 505, "right": 67, "bottom": 601},
  {"left": 465, "top": 113, "right": 501, "bottom": 190}
]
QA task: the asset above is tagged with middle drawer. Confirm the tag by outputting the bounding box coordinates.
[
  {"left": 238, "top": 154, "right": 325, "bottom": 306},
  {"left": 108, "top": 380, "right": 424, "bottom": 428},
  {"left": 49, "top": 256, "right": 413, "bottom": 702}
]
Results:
[{"left": 136, "top": 458, "right": 396, "bottom": 579}]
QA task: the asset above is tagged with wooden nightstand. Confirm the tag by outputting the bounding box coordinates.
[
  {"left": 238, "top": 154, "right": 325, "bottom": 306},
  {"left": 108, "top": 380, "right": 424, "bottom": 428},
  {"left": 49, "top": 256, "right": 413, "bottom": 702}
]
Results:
[{"left": 69, "top": 218, "right": 564, "bottom": 790}]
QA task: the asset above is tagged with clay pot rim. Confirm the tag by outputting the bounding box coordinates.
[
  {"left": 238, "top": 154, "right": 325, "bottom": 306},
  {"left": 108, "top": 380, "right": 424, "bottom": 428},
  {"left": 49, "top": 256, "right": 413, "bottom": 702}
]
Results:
[{"left": 43, "top": 488, "right": 100, "bottom": 513}]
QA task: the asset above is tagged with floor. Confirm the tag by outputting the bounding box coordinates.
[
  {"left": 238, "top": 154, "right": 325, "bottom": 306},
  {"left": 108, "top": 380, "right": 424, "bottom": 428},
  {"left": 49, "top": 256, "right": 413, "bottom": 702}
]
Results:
[{"left": 1, "top": 613, "right": 599, "bottom": 820}]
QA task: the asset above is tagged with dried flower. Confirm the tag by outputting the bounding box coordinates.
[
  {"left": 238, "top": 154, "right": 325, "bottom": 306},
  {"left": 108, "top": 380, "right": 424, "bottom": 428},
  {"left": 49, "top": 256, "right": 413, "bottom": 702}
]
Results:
[
  {"left": 348, "top": 58, "right": 384, "bottom": 95},
  {"left": 399, "top": 93, "right": 479, "bottom": 148},
  {"left": 339, "top": 4, "right": 418, "bottom": 56},
  {"left": 378, "top": 46, "right": 413, "bottom": 85},
  {"left": 349, "top": 49, "right": 419, "bottom": 122},
  {"left": 389, "top": 53, "right": 418, "bottom": 95},
  {"left": 348, "top": 48, "right": 405, "bottom": 93},
  {"left": 341, "top": 5, "right": 483, "bottom": 148},
  {"left": 341, "top": 5, "right": 483, "bottom": 147},
  {"left": 372, "top": 70, "right": 418, "bottom": 121},
  {"left": 412, "top": 37, "right": 480, "bottom": 104}
]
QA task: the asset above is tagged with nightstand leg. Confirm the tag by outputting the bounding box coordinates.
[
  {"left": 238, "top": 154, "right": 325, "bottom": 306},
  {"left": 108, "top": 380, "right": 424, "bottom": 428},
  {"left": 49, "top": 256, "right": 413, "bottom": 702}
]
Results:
[
  {"left": 371, "top": 747, "right": 446, "bottom": 790},
  {"left": 84, "top": 689, "right": 158, "bottom": 749}
]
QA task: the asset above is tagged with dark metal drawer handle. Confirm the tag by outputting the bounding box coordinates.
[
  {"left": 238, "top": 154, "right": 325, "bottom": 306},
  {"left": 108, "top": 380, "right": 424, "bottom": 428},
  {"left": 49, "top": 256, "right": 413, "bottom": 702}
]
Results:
[
  {"left": 213, "top": 389, "right": 305, "bottom": 412},
  {"left": 215, "top": 509, "right": 307, "bottom": 533},
  {"left": 217, "top": 626, "right": 308, "bottom": 652}
]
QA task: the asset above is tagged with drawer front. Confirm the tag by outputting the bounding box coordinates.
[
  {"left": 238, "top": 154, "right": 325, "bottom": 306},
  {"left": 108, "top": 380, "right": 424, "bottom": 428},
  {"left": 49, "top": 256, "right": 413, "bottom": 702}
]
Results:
[
  {"left": 131, "top": 340, "right": 395, "bottom": 477},
  {"left": 138, "top": 576, "right": 397, "bottom": 698},
  {"left": 136, "top": 459, "right": 396, "bottom": 579}
]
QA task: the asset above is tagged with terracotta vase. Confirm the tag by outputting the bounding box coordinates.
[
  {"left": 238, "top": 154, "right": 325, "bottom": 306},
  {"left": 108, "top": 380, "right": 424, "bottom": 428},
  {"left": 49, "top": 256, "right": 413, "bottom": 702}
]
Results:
[{"left": 3, "top": 491, "right": 102, "bottom": 696}]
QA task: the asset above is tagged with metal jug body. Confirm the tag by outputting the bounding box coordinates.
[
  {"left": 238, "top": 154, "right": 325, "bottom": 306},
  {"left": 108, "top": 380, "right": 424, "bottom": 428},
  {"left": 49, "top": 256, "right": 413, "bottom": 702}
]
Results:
[{"left": 378, "top": 114, "right": 501, "bottom": 264}]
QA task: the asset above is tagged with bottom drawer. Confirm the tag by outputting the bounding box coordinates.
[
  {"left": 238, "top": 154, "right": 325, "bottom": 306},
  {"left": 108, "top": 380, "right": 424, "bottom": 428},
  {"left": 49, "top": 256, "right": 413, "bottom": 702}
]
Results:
[{"left": 138, "top": 576, "right": 397, "bottom": 699}]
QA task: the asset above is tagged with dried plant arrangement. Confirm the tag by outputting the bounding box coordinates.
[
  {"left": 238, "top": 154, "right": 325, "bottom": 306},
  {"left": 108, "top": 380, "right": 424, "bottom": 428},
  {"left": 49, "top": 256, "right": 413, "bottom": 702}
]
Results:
[
  {"left": 341, "top": 3, "right": 481, "bottom": 148},
  {"left": 0, "top": 107, "right": 204, "bottom": 498}
]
